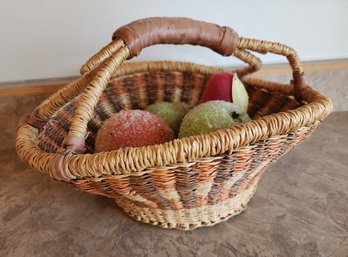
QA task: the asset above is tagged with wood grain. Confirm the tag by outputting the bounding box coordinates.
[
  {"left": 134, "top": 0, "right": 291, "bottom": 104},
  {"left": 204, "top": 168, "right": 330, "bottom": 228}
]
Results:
[{"left": 0, "top": 83, "right": 67, "bottom": 97}]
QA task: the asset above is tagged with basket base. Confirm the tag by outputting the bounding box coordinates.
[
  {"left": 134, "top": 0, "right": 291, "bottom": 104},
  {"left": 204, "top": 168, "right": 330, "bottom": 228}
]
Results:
[{"left": 115, "top": 184, "right": 257, "bottom": 230}]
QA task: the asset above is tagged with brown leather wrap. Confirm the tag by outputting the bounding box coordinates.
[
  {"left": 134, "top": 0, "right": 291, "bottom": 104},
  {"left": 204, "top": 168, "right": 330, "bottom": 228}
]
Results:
[
  {"left": 48, "top": 135, "right": 86, "bottom": 182},
  {"left": 112, "top": 17, "right": 239, "bottom": 58},
  {"left": 292, "top": 71, "right": 310, "bottom": 101}
]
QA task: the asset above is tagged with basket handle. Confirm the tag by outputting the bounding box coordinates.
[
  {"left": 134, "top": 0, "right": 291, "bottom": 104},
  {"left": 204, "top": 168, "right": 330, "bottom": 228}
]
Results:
[
  {"left": 112, "top": 17, "right": 308, "bottom": 98},
  {"left": 46, "top": 18, "right": 310, "bottom": 181},
  {"left": 114, "top": 17, "right": 308, "bottom": 99},
  {"left": 236, "top": 37, "right": 309, "bottom": 100},
  {"left": 74, "top": 23, "right": 310, "bottom": 145},
  {"left": 112, "top": 17, "right": 239, "bottom": 59},
  {"left": 80, "top": 17, "right": 242, "bottom": 75}
]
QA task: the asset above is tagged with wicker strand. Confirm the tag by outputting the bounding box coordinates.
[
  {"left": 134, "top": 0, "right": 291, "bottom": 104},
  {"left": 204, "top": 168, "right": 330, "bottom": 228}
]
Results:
[
  {"left": 80, "top": 40, "right": 125, "bottom": 75},
  {"left": 233, "top": 48, "right": 262, "bottom": 77},
  {"left": 32, "top": 68, "right": 98, "bottom": 122},
  {"left": 16, "top": 125, "right": 54, "bottom": 173},
  {"left": 237, "top": 37, "right": 303, "bottom": 74},
  {"left": 30, "top": 41, "right": 124, "bottom": 123},
  {"left": 111, "top": 61, "right": 223, "bottom": 78},
  {"left": 68, "top": 46, "right": 130, "bottom": 139}
]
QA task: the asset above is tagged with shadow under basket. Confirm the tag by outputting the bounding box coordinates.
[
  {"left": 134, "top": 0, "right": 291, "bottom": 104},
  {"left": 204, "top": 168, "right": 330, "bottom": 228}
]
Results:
[{"left": 16, "top": 18, "right": 332, "bottom": 230}]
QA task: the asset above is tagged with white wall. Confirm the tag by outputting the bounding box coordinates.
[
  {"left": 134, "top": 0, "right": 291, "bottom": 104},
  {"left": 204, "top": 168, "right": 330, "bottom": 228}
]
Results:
[{"left": 1, "top": 0, "right": 347, "bottom": 82}]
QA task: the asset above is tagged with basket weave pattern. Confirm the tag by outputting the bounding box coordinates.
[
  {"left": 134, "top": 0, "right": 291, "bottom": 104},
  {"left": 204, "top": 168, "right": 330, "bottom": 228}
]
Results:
[
  {"left": 16, "top": 18, "right": 332, "bottom": 230},
  {"left": 31, "top": 63, "right": 317, "bottom": 229}
]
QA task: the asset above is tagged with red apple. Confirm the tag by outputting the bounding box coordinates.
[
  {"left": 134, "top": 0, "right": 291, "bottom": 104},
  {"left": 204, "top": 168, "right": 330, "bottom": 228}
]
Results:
[
  {"left": 199, "top": 72, "right": 249, "bottom": 112},
  {"left": 200, "top": 72, "right": 233, "bottom": 103}
]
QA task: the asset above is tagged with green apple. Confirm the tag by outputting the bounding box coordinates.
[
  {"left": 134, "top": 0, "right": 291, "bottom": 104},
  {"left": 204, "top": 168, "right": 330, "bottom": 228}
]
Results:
[
  {"left": 146, "top": 101, "right": 188, "bottom": 135},
  {"left": 179, "top": 100, "right": 251, "bottom": 138}
]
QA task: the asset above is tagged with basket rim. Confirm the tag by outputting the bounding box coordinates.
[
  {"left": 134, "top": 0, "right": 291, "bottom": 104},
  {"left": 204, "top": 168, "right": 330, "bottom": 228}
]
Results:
[{"left": 16, "top": 60, "right": 333, "bottom": 180}]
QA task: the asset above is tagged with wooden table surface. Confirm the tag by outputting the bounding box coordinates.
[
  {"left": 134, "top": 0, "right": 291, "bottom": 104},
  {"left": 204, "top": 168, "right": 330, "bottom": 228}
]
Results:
[{"left": 1, "top": 111, "right": 347, "bottom": 257}]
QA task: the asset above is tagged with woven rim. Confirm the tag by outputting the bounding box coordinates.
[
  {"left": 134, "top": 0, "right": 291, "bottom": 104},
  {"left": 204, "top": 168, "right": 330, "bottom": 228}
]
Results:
[
  {"left": 16, "top": 36, "right": 332, "bottom": 180},
  {"left": 16, "top": 61, "right": 331, "bottom": 180}
]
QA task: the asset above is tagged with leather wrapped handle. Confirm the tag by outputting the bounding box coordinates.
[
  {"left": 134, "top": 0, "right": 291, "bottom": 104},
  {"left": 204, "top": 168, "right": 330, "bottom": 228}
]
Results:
[{"left": 112, "top": 17, "right": 239, "bottom": 59}]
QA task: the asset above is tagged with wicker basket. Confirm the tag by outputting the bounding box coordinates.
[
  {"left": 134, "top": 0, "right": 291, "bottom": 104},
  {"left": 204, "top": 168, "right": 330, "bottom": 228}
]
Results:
[{"left": 16, "top": 17, "right": 332, "bottom": 230}]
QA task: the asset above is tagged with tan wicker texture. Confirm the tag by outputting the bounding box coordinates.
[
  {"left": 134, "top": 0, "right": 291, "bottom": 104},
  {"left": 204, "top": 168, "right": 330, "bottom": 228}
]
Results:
[{"left": 16, "top": 18, "right": 332, "bottom": 230}]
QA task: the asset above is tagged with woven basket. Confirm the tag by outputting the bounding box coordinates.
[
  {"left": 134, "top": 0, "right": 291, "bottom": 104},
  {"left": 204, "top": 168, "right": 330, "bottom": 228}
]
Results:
[{"left": 16, "top": 17, "right": 332, "bottom": 230}]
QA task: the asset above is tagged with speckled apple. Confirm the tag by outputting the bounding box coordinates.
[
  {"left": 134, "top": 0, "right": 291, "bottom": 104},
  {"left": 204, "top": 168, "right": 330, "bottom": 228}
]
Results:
[
  {"left": 95, "top": 110, "right": 175, "bottom": 152},
  {"left": 146, "top": 101, "right": 188, "bottom": 135},
  {"left": 179, "top": 100, "right": 251, "bottom": 138}
]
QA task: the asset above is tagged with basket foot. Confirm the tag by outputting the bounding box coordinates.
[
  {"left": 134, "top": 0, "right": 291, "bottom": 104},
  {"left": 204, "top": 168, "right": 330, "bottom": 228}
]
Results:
[{"left": 115, "top": 184, "right": 256, "bottom": 230}]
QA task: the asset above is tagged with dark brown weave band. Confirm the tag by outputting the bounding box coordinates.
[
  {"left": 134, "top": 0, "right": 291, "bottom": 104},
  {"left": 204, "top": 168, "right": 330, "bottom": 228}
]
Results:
[{"left": 17, "top": 113, "right": 46, "bottom": 131}]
